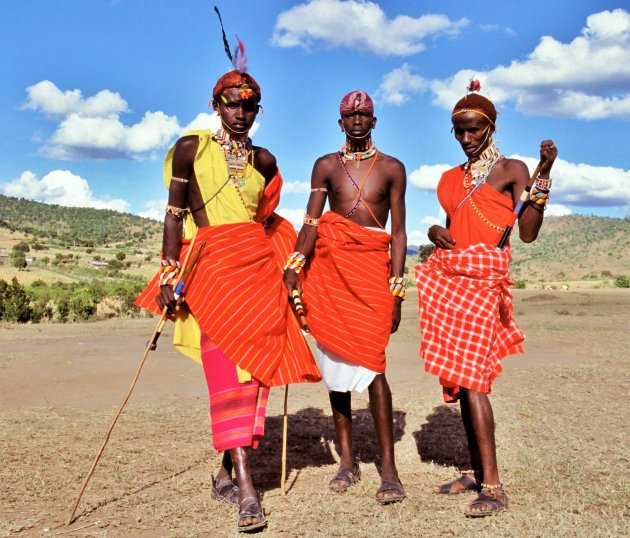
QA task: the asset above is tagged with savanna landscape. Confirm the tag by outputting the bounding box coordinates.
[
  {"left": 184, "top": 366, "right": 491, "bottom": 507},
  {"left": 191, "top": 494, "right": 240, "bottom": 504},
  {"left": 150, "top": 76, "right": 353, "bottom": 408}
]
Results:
[{"left": 1, "top": 196, "right": 629, "bottom": 537}]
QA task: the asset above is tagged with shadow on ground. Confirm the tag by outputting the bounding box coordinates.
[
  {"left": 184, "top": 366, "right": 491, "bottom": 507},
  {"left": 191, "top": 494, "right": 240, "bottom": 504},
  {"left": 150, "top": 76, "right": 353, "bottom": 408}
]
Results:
[
  {"left": 250, "top": 406, "right": 406, "bottom": 491},
  {"left": 413, "top": 405, "right": 471, "bottom": 468}
]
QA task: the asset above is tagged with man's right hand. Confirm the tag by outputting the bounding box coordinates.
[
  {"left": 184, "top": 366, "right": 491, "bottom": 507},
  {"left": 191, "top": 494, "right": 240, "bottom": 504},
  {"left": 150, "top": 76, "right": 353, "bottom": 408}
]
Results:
[
  {"left": 156, "top": 284, "right": 178, "bottom": 312},
  {"left": 283, "top": 269, "right": 302, "bottom": 296},
  {"left": 428, "top": 225, "right": 456, "bottom": 249}
]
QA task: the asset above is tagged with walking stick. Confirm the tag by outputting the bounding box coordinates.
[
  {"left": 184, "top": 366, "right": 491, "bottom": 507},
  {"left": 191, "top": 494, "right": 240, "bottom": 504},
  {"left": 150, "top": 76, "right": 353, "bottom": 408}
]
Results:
[
  {"left": 497, "top": 161, "right": 543, "bottom": 249},
  {"left": 281, "top": 385, "right": 289, "bottom": 496},
  {"left": 280, "top": 290, "right": 309, "bottom": 495},
  {"left": 65, "top": 233, "right": 204, "bottom": 526}
]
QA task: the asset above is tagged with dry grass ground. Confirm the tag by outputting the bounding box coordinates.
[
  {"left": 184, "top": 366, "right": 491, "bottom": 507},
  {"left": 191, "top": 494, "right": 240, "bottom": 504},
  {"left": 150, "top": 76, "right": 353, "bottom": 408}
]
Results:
[{"left": 1, "top": 290, "right": 629, "bottom": 537}]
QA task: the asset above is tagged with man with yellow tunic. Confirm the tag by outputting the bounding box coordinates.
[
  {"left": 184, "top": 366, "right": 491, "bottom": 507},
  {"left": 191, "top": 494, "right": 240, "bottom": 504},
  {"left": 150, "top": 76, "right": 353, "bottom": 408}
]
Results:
[{"left": 135, "top": 70, "right": 320, "bottom": 532}]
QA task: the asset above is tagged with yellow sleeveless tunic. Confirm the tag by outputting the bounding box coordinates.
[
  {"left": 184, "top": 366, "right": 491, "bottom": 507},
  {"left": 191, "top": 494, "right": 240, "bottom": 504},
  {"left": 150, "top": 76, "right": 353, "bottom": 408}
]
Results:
[
  {"left": 165, "top": 130, "right": 266, "bottom": 376},
  {"left": 163, "top": 129, "right": 266, "bottom": 238}
]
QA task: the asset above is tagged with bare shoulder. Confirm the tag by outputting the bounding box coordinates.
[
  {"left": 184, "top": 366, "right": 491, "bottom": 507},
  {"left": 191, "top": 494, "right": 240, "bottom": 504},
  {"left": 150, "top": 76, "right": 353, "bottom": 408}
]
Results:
[
  {"left": 377, "top": 151, "right": 406, "bottom": 176},
  {"left": 252, "top": 146, "right": 278, "bottom": 181},
  {"left": 501, "top": 156, "right": 530, "bottom": 179},
  {"left": 174, "top": 135, "right": 199, "bottom": 159},
  {"left": 312, "top": 152, "right": 339, "bottom": 173}
]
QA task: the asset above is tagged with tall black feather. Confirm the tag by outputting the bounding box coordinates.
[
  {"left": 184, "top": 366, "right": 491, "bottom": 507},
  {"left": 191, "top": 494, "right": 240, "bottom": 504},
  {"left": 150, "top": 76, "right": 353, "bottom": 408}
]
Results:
[{"left": 213, "top": 6, "right": 233, "bottom": 63}]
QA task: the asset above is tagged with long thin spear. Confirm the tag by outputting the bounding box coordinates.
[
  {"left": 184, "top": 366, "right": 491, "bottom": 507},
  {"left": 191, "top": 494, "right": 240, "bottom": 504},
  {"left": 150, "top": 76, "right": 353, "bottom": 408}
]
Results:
[{"left": 65, "top": 232, "right": 204, "bottom": 526}]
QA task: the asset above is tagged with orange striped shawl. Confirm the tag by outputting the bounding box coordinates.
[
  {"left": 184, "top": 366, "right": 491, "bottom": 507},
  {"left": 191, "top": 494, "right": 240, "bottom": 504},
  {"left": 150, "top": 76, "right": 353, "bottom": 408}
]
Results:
[
  {"left": 302, "top": 211, "right": 394, "bottom": 373},
  {"left": 135, "top": 219, "right": 320, "bottom": 387}
]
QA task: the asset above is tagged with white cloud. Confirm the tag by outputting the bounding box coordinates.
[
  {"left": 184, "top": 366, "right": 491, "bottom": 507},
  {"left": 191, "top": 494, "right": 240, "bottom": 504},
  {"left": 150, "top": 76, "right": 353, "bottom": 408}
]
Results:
[
  {"left": 479, "top": 24, "right": 516, "bottom": 37},
  {"left": 545, "top": 203, "right": 572, "bottom": 217},
  {"left": 272, "top": 0, "right": 468, "bottom": 56},
  {"left": 277, "top": 207, "right": 305, "bottom": 229},
  {"left": 408, "top": 229, "right": 434, "bottom": 246},
  {"left": 23, "top": 80, "right": 181, "bottom": 160},
  {"left": 139, "top": 199, "right": 167, "bottom": 222},
  {"left": 408, "top": 163, "right": 451, "bottom": 190},
  {"left": 429, "top": 9, "right": 630, "bottom": 119},
  {"left": 376, "top": 63, "right": 427, "bottom": 105},
  {"left": 282, "top": 181, "right": 311, "bottom": 194},
  {"left": 0, "top": 170, "right": 130, "bottom": 212},
  {"left": 22, "top": 80, "right": 128, "bottom": 119},
  {"left": 511, "top": 154, "right": 630, "bottom": 212}
]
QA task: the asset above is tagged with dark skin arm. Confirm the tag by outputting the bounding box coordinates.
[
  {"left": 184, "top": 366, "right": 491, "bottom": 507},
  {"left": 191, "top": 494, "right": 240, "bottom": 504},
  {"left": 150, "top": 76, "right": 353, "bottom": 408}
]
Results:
[
  {"left": 428, "top": 140, "right": 557, "bottom": 248},
  {"left": 283, "top": 155, "right": 331, "bottom": 296},
  {"left": 385, "top": 158, "right": 407, "bottom": 333}
]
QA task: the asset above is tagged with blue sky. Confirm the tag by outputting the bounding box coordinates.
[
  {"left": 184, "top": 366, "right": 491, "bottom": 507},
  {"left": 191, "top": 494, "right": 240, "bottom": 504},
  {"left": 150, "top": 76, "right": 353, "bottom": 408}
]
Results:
[{"left": 2, "top": 0, "right": 628, "bottom": 245}]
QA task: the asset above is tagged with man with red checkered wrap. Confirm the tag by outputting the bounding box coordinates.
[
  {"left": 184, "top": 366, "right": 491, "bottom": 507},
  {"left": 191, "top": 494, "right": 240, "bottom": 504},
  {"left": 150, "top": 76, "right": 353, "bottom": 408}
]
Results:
[{"left": 416, "top": 83, "right": 557, "bottom": 517}]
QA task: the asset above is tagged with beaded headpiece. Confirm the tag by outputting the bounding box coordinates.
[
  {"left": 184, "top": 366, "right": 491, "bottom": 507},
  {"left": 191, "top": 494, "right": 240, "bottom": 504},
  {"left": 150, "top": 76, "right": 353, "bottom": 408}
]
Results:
[
  {"left": 340, "top": 90, "right": 374, "bottom": 116},
  {"left": 451, "top": 79, "right": 497, "bottom": 126},
  {"left": 211, "top": 7, "right": 261, "bottom": 103}
]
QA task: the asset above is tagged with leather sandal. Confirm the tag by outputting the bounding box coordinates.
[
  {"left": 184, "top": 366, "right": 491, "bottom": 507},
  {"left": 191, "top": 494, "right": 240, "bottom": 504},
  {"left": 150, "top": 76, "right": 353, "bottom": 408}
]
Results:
[
  {"left": 464, "top": 483, "right": 508, "bottom": 517},
  {"left": 237, "top": 496, "right": 267, "bottom": 533},
  {"left": 376, "top": 479, "right": 406, "bottom": 505},
  {"left": 210, "top": 474, "right": 239, "bottom": 506},
  {"left": 329, "top": 464, "right": 361, "bottom": 493},
  {"left": 432, "top": 470, "right": 479, "bottom": 495}
]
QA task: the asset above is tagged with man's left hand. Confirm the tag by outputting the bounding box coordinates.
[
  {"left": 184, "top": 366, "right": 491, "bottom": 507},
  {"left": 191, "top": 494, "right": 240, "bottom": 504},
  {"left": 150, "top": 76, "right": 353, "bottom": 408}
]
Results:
[
  {"left": 391, "top": 301, "right": 402, "bottom": 333},
  {"left": 539, "top": 139, "right": 557, "bottom": 175}
]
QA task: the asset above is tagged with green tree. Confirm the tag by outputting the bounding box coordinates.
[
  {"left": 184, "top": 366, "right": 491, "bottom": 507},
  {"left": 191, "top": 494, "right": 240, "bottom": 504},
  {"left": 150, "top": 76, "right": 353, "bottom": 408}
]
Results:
[
  {"left": 417, "top": 244, "right": 435, "bottom": 263},
  {"left": 9, "top": 247, "right": 27, "bottom": 269},
  {"left": 2, "top": 278, "right": 33, "bottom": 322}
]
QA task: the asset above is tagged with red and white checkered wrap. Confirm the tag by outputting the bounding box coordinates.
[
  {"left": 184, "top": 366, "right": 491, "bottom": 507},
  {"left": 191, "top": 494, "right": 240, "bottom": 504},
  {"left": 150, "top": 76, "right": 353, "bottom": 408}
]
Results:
[{"left": 415, "top": 243, "right": 524, "bottom": 398}]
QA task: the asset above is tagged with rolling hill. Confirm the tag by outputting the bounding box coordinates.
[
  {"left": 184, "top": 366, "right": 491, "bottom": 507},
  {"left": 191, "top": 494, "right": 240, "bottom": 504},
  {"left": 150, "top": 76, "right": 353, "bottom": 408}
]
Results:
[{"left": 1, "top": 195, "right": 628, "bottom": 285}]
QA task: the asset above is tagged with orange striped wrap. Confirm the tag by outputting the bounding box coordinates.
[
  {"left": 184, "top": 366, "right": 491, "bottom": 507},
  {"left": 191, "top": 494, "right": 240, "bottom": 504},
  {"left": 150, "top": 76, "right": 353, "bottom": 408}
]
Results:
[
  {"left": 135, "top": 172, "right": 320, "bottom": 387},
  {"left": 302, "top": 211, "right": 394, "bottom": 373}
]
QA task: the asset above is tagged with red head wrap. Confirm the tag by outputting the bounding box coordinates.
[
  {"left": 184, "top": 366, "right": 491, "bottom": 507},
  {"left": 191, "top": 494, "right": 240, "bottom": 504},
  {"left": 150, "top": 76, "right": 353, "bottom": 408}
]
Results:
[
  {"left": 451, "top": 93, "right": 497, "bottom": 125},
  {"left": 212, "top": 70, "right": 261, "bottom": 103},
  {"left": 339, "top": 90, "right": 374, "bottom": 116}
]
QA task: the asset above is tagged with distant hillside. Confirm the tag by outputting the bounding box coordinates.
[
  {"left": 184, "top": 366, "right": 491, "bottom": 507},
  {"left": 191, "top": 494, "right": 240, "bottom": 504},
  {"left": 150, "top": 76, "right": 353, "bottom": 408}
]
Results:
[
  {"left": 0, "top": 194, "right": 161, "bottom": 247},
  {"left": 510, "top": 215, "right": 629, "bottom": 281},
  {"left": 0, "top": 197, "right": 627, "bottom": 285},
  {"left": 409, "top": 215, "right": 629, "bottom": 283}
]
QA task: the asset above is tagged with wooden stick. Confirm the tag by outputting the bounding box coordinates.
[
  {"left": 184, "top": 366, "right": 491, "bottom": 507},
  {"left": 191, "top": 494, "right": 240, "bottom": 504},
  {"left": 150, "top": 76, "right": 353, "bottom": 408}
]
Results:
[
  {"left": 65, "top": 232, "right": 201, "bottom": 526},
  {"left": 280, "top": 385, "right": 289, "bottom": 496},
  {"left": 497, "top": 161, "right": 543, "bottom": 249},
  {"left": 291, "top": 290, "right": 309, "bottom": 333}
]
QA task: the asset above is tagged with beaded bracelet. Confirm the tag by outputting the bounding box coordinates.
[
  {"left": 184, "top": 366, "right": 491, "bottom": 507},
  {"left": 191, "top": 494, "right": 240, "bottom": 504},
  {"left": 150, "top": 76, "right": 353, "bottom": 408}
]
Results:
[
  {"left": 165, "top": 204, "right": 189, "bottom": 219},
  {"left": 158, "top": 258, "right": 181, "bottom": 287},
  {"left": 389, "top": 276, "right": 406, "bottom": 300},
  {"left": 303, "top": 213, "right": 321, "bottom": 226},
  {"left": 284, "top": 252, "right": 306, "bottom": 274},
  {"left": 534, "top": 175, "right": 552, "bottom": 190},
  {"left": 529, "top": 186, "right": 550, "bottom": 208}
]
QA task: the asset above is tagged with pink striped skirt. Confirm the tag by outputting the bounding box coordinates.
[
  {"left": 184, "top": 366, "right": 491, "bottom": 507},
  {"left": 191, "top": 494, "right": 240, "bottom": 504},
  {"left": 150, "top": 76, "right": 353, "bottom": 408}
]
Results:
[{"left": 201, "top": 333, "right": 269, "bottom": 451}]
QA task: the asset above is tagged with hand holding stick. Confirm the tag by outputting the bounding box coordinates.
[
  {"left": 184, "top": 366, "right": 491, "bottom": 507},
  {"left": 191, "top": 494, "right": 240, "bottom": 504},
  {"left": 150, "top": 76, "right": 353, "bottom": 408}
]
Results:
[{"left": 497, "top": 140, "right": 556, "bottom": 249}]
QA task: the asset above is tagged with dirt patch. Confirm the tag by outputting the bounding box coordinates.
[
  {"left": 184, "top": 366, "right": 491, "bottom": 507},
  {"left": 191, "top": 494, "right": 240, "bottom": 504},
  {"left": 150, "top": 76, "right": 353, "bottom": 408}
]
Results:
[
  {"left": 521, "top": 293, "right": 559, "bottom": 302},
  {"left": 1, "top": 290, "right": 629, "bottom": 537}
]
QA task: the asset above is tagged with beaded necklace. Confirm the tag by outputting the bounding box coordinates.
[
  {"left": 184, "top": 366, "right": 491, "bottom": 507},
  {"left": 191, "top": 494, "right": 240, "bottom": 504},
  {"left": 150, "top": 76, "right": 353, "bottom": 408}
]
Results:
[
  {"left": 214, "top": 130, "right": 255, "bottom": 218},
  {"left": 453, "top": 141, "right": 505, "bottom": 231},
  {"left": 340, "top": 142, "right": 378, "bottom": 165},
  {"left": 463, "top": 141, "right": 503, "bottom": 189}
]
